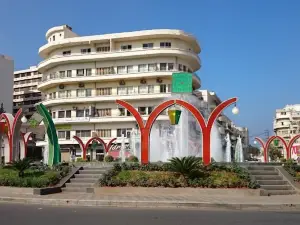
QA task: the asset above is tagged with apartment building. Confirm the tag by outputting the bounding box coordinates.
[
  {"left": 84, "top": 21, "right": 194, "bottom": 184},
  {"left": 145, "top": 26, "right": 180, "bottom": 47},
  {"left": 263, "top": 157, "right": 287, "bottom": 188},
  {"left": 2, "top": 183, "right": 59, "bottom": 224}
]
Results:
[
  {"left": 13, "top": 66, "right": 43, "bottom": 118},
  {"left": 273, "top": 104, "right": 300, "bottom": 159},
  {"left": 36, "top": 25, "right": 202, "bottom": 161},
  {"left": 0, "top": 55, "right": 13, "bottom": 113}
]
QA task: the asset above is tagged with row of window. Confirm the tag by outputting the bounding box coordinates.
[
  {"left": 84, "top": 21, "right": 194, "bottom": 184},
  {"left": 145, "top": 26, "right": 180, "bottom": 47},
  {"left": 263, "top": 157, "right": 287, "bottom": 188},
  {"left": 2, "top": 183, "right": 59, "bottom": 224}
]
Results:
[
  {"left": 57, "top": 128, "right": 132, "bottom": 139},
  {"left": 61, "top": 42, "right": 173, "bottom": 56},
  {"left": 46, "top": 84, "right": 171, "bottom": 100},
  {"left": 13, "top": 93, "right": 42, "bottom": 99},
  {"left": 14, "top": 71, "right": 40, "bottom": 79},
  {"left": 51, "top": 106, "right": 161, "bottom": 119},
  {"left": 14, "top": 78, "right": 41, "bottom": 85},
  {"left": 14, "top": 86, "right": 37, "bottom": 92},
  {"left": 43, "top": 63, "right": 192, "bottom": 81}
]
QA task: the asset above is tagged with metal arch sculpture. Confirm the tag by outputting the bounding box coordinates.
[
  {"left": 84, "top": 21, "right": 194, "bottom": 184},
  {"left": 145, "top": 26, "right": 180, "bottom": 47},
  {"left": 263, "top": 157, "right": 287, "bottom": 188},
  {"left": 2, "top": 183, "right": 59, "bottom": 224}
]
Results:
[
  {"left": 0, "top": 108, "right": 25, "bottom": 162},
  {"left": 20, "top": 132, "right": 33, "bottom": 159},
  {"left": 73, "top": 136, "right": 117, "bottom": 159},
  {"left": 35, "top": 103, "right": 61, "bottom": 166},
  {"left": 265, "top": 136, "right": 289, "bottom": 159},
  {"left": 288, "top": 134, "right": 300, "bottom": 158},
  {"left": 254, "top": 137, "right": 276, "bottom": 162},
  {"left": 116, "top": 97, "right": 237, "bottom": 165}
]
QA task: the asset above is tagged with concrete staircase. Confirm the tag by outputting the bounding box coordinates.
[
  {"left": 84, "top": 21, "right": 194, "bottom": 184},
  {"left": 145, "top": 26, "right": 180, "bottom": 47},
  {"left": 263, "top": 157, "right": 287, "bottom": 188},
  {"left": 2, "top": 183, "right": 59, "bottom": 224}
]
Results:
[
  {"left": 248, "top": 165, "right": 297, "bottom": 196},
  {"left": 62, "top": 167, "right": 111, "bottom": 193}
]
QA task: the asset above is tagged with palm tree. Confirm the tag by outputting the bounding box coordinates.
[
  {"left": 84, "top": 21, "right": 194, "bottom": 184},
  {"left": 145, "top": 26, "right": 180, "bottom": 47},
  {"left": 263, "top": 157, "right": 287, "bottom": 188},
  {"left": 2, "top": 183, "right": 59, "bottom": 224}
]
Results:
[
  {"left": 9, "top": 158, "right": 33, "bottom": 177},
  {"left": 169, "top": 156, "right": 203, "bottom": 184}
]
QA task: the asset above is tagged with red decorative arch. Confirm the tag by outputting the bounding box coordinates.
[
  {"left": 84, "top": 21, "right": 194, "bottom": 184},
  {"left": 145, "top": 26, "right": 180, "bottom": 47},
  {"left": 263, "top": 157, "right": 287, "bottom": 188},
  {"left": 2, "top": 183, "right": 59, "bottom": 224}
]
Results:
[
  {"left": 20, "top": 132, "right": 33, "bottom": 158},
  {"left": 288, "top": 134, "right": 300, "bottom": 157},
  {"left": 0, "top": 109, "right": 23, "bottom": 162},
  {"left": 73, "top": 136, "right": 117, "bottom": 159},
  {"left": 265, "top": 135, "right": 289, "bottom": 159},
  {"left": 116, "top": 97, "right": 237, "bottom": 165}
]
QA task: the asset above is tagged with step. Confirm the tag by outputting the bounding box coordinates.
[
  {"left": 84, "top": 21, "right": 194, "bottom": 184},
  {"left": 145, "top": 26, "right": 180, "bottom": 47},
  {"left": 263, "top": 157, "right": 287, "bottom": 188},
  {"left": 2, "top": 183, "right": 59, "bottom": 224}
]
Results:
[
  {"left": 252, "top": 175, "right": 282, "bottom": 180},
  {"left": 257, "top": 180, "right": 288, "bottom": 185},
  {"left": 249, "top": 170, "right": 278, "bottom": 175},
  {"left": 262, "top": 190, "right": 297, "bottom": 196},
  {"left": 260, "top": 185, "right": 294, "bottom": 190},
  {"left": 65, "top": 183, "right": 95, "bottom": 188},
  {"left": 248, "top": 166, "right": 275, "bottom": 171},
  {"left": 79, "top": 170, "right": 107, "bottom": 174},
  {"left": 82, "top": 167, "right": 112, "bottom": 171},
  {"left": 69, "top": 178, "right": 99, "bottom": 183},
  {"left": 62, "top": 187, "right": 88, "bottom": 193},
  {"left": 75, "top": 174, "right": 103, "bottom": 178}
]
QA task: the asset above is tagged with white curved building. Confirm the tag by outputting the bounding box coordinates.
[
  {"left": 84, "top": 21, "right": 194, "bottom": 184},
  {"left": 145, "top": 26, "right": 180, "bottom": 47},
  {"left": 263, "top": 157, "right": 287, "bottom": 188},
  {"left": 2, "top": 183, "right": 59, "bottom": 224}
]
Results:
[{"left": 37, "top": 25, "right": 202, "bottom": 161}]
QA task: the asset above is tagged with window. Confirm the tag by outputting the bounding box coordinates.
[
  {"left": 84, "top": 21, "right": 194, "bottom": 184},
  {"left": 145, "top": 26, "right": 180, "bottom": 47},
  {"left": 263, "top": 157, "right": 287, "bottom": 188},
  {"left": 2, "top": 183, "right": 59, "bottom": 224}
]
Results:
[
  {"left": 53, "top": 92, "right": 56, "bottom": 98},
  {"left": 148, "top": 85, "right": 154, "bottom": 93},
  {"left": 76, "top": 109, "right": 85, "bottom": 117},
  {"left": 127, "top": 65, "right": 134, "bottom": 73},
  {"left": 63, "top": 51, "right": 71, "bottom": 56},
  {"left": 81, "top": 48, "right": 91, "bottom": 54},
  {"left": 117, "top": 87, "right": 127, "bottom": 95},
  {"left": 75, "top": 130, "right": 91, "bottom": 138},
  {"left": 97, "top": 108, "right": 111, "bottom": 117},
  {"left": 52, "top": 112, "right": 56, "bottom": 118},
  {"left": 66, "top": 90, "right": 72, "bottom": 98},
  {"left": 58, "top": 131, "right": 65, "bottom": 139},
  {"left": 117, "top": 128, "right": 132, "bottom": 138},
  {"left": 97, "top": 67, "right": 113, "bottom": 75},
  {"left": 188, "top": 68, "right": 192, "bottom": 73},
  {"left": 53, "top": 35, "right": 55, "bottom": 41},
  {"left": 148, "top": 63, "right": 157, "bottom": 72},
  {"left": 86, "top": 89, "right": 92, "bottom": 97},
  {"left": 139, "top": 86, "right": 148, "bottom": 94},
  {"left": 160, "top": 63, "right": 167, "bottom": 71},
  {"left": 97, "top": 88, "right": 112, "bottom": 96},
  {"left": 86, "top": 69, "right": 92, "bottom": 76},
  {"left": 76, "top": 89, "right": 85, "bottom": 97},
  {"left": 127, "top": 86, "right": 135, "bottom": 95},
  {"left": 117, "top": 66, "right": 126, "bottom": 74},
  {"left": 67, "top": 70, "right": 72, "bottom": 77},
  {"left": 97, "top": 129, "right": 111, "bottom": 138},
  {"left": 66, "top": 110, "right": 71, "bottom": 118},
  {"left": 85, "top": 108, "right": 90, "bottom": 117},
  {"left": 118, "top": 108, "right": 125, "bottom": 116},
  {"left": 121, "top": 45, "right": 132, "bottom": 51},
  {"left": 167, "top": 84, "right": 171, "bottom": 92},
  {"left": 160, "top": 84, "right": 167, "bottom": 93},
  {"left": 96, "top": 46, "right": 110, "bottom": 52},
  {"left": 168, "top": 63, "right": 174, "bottom": 71},
  {"left": 138, "top": 107, "right": 146, "bottom": 115},
  {"left": 148, "top": 107, "right": 153, "bottom": 114},
  {"left": 183, "top": 65, "right": 187, "bottom": 71},
  {"left": 138, "top": 64, "right": 147, "bottom": 72},
  {"left": 58, "top": 111, "right": 65, "bottom": 118},
  {"left": 58, "top": 91, "right": 66, "bottom": 98},
  {"left": 178, "top": 64, "right": 183, "bottom": 71},
  {"left": 142, "top": 43, "right": 153, "bottom": 49},
  {"left": 66, "top": 131, "right": 70, "bottom": 140},
  {"left": 160, "top": 42, "right": 171, "bottom": 48},
  {"left": 76, "top": 69, "right": 84, "bottom": 76}
]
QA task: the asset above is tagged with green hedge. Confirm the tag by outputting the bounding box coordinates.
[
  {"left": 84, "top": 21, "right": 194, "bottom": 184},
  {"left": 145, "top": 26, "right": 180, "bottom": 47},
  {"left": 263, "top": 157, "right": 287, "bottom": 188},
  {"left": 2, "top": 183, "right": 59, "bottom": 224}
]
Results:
[
  {"left": 99, "top": 162, "right": 258, "bottom": 189},
  {"left": 283, "top": 159, "right": 300, "bottom": 182},
  {"left": 0, "top": 163, "right": 71, "bottom": 188}
]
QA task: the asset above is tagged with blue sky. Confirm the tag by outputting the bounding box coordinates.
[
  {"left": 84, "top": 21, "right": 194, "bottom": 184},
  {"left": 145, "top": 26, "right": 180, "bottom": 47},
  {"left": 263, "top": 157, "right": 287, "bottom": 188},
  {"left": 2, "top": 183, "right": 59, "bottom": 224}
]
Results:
[{"left": 1, "top": 0, "right": 299, "bottom": 140}]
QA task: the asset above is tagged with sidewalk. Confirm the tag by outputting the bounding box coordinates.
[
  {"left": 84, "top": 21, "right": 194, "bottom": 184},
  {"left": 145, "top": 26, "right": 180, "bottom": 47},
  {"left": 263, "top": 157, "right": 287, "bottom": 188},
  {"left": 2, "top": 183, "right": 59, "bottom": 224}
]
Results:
[{"left": 1, "top": 187, "right": 300, "bottom": 211}]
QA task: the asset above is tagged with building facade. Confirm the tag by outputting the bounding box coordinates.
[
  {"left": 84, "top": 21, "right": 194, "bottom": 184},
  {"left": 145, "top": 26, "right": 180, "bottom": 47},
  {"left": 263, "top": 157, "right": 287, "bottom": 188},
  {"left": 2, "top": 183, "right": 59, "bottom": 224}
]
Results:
[
  {"left": 37, "top": 25, "right": 201, "bottom": 161},
  {"left": 13, "top": 66, "right": 43, "bottom": 118},
  {"left": 0, "top": 55, "right": 13, "bottom": 113}
]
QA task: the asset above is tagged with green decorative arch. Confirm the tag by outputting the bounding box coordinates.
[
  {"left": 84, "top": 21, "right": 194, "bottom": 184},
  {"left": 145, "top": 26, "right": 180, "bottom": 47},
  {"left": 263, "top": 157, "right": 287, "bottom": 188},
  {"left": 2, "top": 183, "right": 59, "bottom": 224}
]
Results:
[{"left": 36, "top": 103, "right": 61, "bottom": 166}]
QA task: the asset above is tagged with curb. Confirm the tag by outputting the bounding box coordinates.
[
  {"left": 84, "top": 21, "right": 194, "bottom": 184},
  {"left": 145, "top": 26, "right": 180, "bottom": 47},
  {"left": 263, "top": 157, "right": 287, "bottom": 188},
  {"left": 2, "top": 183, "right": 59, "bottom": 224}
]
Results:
[{"left": 1, "top": 197, "right": 300, "bottom": 211}]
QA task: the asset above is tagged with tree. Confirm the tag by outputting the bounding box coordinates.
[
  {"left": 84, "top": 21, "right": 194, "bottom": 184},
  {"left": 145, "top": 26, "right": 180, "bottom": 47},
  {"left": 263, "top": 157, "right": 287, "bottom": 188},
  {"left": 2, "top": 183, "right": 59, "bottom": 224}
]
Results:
[
  {"left": 268, "top": 143, "right": 283, "bottom": 162},
  {"left": 0, "top": 103, "right": 5, "bottom": 114},
  {"left": 247, "top": 145, "right": 261, "bottom": 156}
]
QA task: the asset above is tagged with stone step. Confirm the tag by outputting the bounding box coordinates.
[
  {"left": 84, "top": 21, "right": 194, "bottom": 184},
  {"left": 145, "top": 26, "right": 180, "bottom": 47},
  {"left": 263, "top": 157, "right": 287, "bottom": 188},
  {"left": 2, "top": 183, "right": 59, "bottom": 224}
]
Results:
[
  {"left": 69, "top": 178, "right": 99, "bottom": 183},
  {"left": 252, "top": 175, "right": 282, "bottom": 180},
  {"left": 82, "top": 167, "right": 112, "bottom": 171},
  {"left": 262, "top": 190, "right": 297, "bottom": 196},
  {"left": 75, "top": 173, "right": 103, "bottom": 178},
  {"left": 65, "top": 183, "right": 95, "bottom": 188},
  {"left": 248, "top": 166, "right": 275, "bottom": 171},
  {"left": 79, "top": 170, "right": 107, "bottom": 174},
  {"left": 257, "top": 180, "right": 288, "bottom": 185},
  {"left": 249, "top": 170, "right": 278, "bottom": 175},
  {"left": 260, "top": 185, "right": 293, "bottom": 190},
  {"left": 62, "top": 187, "right": 88, "bottom": 193}
]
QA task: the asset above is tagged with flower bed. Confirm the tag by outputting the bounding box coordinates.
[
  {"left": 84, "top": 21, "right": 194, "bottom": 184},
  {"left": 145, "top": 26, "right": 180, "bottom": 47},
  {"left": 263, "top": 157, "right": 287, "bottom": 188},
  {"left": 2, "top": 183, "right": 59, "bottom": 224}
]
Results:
[
  {"left": 282, "top": 159, "right": 300, "bottom": 182},
  {"left": 0, "top": 161, "right": 71, "bottom": 188},
  {"left": 99, "top": 157, "right": 259, "bottom": 189}
]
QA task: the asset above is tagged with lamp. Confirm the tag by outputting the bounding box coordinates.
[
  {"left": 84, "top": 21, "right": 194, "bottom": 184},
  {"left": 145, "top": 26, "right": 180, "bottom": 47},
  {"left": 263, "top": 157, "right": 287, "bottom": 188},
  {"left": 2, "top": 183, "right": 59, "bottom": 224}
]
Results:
[
  {"left": 21, "top": 116, "right": 27, "bottom": 123},
  {"left": 254, "top": 140, "right": 257, "bottom": 145},
  {"left": 168, "top": 104, "right": 181, "bottom": 125},
  {"left": 232, "top": 104, "right": 239, "bottom": 115}
]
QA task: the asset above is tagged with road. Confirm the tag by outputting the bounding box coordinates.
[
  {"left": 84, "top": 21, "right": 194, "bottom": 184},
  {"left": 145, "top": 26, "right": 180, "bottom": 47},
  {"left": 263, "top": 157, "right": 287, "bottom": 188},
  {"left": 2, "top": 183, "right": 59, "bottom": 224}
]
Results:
[{"left": 1, "top": 203, "right": 300, "bottom": 225}]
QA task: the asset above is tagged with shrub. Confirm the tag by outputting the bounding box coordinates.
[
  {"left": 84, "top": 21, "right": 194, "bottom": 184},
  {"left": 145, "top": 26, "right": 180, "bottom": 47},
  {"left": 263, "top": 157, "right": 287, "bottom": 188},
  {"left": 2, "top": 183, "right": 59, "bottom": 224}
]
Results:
[
  {"left": 283, "top": 159, "right": 300, "bottom": 182},
  {"left": 104, "top": 155, "right": 114, "bottom": 162},
  {"left": 7, "top": 158, "right": 34, "bottom": 177},
  {"left": 126, "top": 155, "right": 139, "bottom": 162},
  {"left": 76, "top": 158, "right": 87, "bottom": 162}
]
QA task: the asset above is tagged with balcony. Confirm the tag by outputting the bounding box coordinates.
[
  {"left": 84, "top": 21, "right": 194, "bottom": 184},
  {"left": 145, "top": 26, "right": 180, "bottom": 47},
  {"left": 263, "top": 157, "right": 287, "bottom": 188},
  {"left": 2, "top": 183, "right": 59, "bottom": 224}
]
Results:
[
  {"left": 37, "top": 68, "right": 201, "bottom": 91},
  {"left": 37, "top": 48, "right": 200, "bottom": 73},
  {"left": 274, "top": 123, "right": 290, "bottom": 129}
]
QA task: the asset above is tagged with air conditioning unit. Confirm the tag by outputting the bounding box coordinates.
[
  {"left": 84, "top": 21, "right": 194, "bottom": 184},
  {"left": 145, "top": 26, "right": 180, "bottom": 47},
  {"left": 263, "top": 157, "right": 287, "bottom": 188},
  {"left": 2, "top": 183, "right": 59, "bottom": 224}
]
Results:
[
  {"left": 78, "top": 82, "right": 85, "bottom": 88},
  {"left": 156, "top": 77, "right": 163, "bottom": 83},
  {"left": 140, "top": 78, "right": 147, "bottom": 84},
  {"left": 59, "top": 84, "right": 65, "bottom": 89},
  {"left": 119, "top": 80, "right": 125, "bottom": 85}
]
